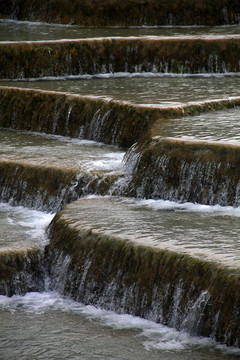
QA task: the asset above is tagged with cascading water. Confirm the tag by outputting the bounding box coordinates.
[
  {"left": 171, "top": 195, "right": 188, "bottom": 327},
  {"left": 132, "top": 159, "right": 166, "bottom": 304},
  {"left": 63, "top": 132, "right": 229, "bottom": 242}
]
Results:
[
  {"left": 119, "top": 137, "right": 240, "bottom": 206},
  {"left": 0, "top": 17, "right": 240, "bottom": 360}
]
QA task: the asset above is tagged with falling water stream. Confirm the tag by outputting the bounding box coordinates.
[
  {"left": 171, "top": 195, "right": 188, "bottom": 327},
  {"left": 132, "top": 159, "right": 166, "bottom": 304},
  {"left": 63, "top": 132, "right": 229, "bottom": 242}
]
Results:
[{"left": 0, "top": 20, "right": 240, "bottom": 359}]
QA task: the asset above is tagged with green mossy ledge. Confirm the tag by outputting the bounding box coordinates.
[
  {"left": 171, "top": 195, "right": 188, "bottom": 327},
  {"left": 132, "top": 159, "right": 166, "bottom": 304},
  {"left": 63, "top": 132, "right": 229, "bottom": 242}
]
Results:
[
  {"left": 0, "top": 37, "right": 240, "bottom": 79},
  {"left": 1, "top": 87, "right": 240, "bottom": 148},
  {"left": 0, "top": 161, "right": 118, "bottom": 212},
  {"left": 0, "top": 249, "right": 44, "bottom": 296},
  {"left": 123, "top": 137, "right": 240, "bottom": 206},
  {"left": 1, "top": 0, "right": 239, "bottom": 26},
  {"left": 45, "top": 208, "right": 240, "bottom": 347}
]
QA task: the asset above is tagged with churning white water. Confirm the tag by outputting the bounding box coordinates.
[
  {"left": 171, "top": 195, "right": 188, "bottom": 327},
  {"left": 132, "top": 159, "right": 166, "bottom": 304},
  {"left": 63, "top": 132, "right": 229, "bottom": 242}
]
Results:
[{"left": 0, "top": 202, "right": 53, "bottom": 252}]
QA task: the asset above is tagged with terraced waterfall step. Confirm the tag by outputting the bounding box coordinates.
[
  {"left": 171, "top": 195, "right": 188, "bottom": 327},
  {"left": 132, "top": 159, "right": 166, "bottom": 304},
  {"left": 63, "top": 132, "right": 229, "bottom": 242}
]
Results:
[
  {"left": 1, "top": 86, "right": 240, "bottom": 147},
  {"left": 0, "top": 36, "right": 240, "bottom": 79},
  {"left": 46, "top": 196, "right": 240, "bottom": 346},
  {"left": 1, "top": 0, "right": 240, "bottom": 26},
  {"left": 0, "top": 128, "right": 124, "bottom": 211},
  {"left": 122, "top": 137, "right": 240, "bottom": 206},
  {"left": 0, "top": 17, "right": 240, "bottom": 357},
  {"left": 2, "top": 75, "right": 240, "bottom": 105}
]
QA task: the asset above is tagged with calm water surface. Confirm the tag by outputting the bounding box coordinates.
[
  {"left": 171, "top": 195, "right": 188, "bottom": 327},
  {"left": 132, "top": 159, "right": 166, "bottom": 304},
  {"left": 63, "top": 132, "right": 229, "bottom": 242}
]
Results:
[
  {"left": 1, "top": 19, "right": 240, "bottom": 42},
  {"left": 2, "top": 75, "right": 240, "bottom": 105},
  {"left": 156, "top": 107, "right": 240, "bottom": 143}
]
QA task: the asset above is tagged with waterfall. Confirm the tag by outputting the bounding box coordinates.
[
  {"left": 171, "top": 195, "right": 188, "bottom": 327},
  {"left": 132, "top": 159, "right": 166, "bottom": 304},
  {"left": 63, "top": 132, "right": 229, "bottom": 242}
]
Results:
[
  {"left": 120, "top": 137, "right": 240, "bottom": 206},
  {"left": 1, "top": 37, "right": 240, "bottom": 79},
  {"left": 43, "top": 210, "right": 240, "bottom": 347},
  {"left": 1, "top": 17, "right": 240, "bottom": 354},
  {"left": 0, "top": 249, "right": 45, "bottom": 296},
  {"left": 0, "top": 161, "right": 120, "bottom": 212}
]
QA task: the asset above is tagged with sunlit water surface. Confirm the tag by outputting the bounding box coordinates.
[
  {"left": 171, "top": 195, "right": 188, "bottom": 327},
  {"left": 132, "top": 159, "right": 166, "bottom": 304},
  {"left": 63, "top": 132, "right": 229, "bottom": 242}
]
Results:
[{"left": 1, "top": 19, "right": 240, "bottom": 42}]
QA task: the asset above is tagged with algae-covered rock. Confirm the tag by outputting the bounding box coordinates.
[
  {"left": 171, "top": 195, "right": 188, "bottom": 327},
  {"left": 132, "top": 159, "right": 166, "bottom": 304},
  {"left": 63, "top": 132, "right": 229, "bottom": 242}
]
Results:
[
  {"left": 0, "top": 160, "right": 118, "bottom": 212},
  {"left": 0, "top": 37, "right": 240, "bottom": 79},
  {"left": 1, "top": 0, "right": 239, "bottom": 26}
]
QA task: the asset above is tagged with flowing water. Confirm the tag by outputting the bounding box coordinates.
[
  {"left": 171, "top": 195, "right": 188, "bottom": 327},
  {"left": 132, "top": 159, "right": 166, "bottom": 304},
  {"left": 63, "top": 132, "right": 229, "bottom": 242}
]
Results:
[
  {"left": 1, "top": 19, "right": 240, "bottom": 42},
  {"left": 1, "top": 291, "right": 240, "bottom": 360},
  {"left": 0, "top": 128, "right": 124, "bottom": 173},
  {"left": 156, "top": 107, "right": 240, "bottom": 143},
  {"left": 2, "top": 75, "right": 240, "bottom": 106},
  {"left": 0, "top": 291, "right": 240, "bottom": 360},
  {"left": 0, "top": 202, "right": 52, "bottom": 252},
  {"left": 1, "top": 20, "right": 240, "bottom": 359},
  {"left": 0, "top": 203, "right": 240, "bottom": 359},
  {"left": 61, "top": 196, "right": 240, "bottom": 267}
]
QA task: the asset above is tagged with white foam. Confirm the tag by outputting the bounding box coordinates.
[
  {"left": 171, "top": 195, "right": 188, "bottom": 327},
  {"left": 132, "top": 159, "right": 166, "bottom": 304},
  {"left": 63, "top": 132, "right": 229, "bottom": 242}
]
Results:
[
  {"left": 1, "top": 71, "right": 240, "bottom": 82},
  {"left": 125, "top": 198, "right": 240, "bottom": 217},
  {"left": 0, "top": 19, "right": 78, "bottom": 28},
  {"left": 0, "top": 202, "right": 54, "bottom": 248},
  {"left": 0, "top": 291, "right": 239, "bottom": 355},
  {"left": 83, "top": 152, "right": 124, "bottom": 171}
]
